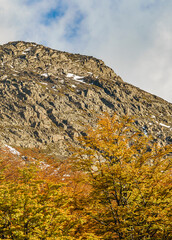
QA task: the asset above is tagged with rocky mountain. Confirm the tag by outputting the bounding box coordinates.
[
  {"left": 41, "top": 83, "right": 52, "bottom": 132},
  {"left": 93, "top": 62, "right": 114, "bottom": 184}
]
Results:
[{"left": 0, "top": 41, "right": 171, "bottom": 156}]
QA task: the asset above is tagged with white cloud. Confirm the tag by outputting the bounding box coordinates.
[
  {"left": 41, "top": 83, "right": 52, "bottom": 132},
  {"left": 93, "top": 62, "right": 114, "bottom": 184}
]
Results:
[{"left": 0, "top": 0, "right": 172, "bottom": 102}]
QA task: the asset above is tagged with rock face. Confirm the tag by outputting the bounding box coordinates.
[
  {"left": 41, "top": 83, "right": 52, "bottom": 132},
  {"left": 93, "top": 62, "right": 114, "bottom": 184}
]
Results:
[{"left": 0, "top": 41, "right": 171, "bottom": 156}]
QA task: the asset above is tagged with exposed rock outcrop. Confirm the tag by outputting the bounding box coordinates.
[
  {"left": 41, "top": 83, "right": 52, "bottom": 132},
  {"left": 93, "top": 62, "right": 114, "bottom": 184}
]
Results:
[{"left": 0, "top": 41, "right": 171, "bottom": 156}]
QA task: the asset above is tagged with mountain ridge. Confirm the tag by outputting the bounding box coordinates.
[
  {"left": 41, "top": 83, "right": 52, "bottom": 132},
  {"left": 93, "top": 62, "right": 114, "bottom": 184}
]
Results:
[{"left": 0, "top": 41, "right": 171, "bottom": 156}]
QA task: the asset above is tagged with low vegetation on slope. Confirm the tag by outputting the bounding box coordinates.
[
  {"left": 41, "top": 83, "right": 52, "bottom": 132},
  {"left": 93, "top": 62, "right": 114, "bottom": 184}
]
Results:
[{"left": 0, "top": 114, "right": 171, "bottom": 239}]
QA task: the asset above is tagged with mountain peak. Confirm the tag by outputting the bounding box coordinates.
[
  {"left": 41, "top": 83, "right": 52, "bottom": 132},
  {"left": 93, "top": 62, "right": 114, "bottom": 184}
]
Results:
[
  {"left": 1, "top": 41, "right": 118, "bottom": 81},
  {"left": 0, "top": 41, "right": 171, "bottom": 155}
]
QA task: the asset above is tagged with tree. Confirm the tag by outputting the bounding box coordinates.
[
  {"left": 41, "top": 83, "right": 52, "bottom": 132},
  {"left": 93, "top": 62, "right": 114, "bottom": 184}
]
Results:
[
  {"left": 71, "top": 114, "right": 172, "bottom": 239},
  {"left": 0, "top": 151, "right": 77, "bottom": 240},
  {"left": 0, "top": 146, "right": 100, "bottom": 239}
]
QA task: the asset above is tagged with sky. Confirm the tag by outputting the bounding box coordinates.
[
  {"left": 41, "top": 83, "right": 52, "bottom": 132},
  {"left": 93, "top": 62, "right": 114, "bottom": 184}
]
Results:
[{"left": 0, "top": 0, "right": 172, "bottom": 103}]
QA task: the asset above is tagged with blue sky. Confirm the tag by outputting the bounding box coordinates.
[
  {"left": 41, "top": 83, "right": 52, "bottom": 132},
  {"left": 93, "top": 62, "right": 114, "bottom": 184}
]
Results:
[
  {"left": 42, "top": 2, "right": 67, "bottom": 25},
  {"left": 0, "top": 0, "right": 172, "bottom": 102}
]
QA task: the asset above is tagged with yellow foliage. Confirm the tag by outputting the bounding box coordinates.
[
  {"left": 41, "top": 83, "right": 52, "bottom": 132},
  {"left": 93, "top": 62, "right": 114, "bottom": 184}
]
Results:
[{"left": 71, "top": 113, "right": 172, "bottom": 239}]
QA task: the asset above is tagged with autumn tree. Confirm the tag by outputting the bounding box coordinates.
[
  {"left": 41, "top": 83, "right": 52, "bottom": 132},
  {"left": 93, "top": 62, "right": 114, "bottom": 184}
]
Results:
[
  {"left": 71, "top": 114, "right": 172, "bottom": 239},
  {"left": 0, "top": 148, "right": 79, "bottom": 240},
  {"left": 0, "top": 146, "right": 100, "bottom": 239}
]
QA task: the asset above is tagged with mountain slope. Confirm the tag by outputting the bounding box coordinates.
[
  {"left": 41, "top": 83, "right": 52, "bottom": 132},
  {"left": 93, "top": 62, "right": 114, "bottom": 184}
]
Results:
[{"left": 0, "top": 41, "right": 171, "bottom": 156}]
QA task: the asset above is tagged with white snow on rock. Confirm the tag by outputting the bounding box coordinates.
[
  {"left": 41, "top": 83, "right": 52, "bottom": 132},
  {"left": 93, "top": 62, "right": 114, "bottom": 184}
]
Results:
[
  {"left": 155, "top": 121, "right": 172, "bottom": 130},
  {"left": 159, "top": 123, "right": 171, "bottom": 128},
  {"left": 1, "top": 75, "right": 7, "bottom": 80},
  {"left": 41, "top": 73, "right": 49, "bottom": 78},
  {"left": 4, "top": 144, "right": 20, "bottom": 155},
  {"left": 66, "top": 73, "right": 85, "bottom": 83}
]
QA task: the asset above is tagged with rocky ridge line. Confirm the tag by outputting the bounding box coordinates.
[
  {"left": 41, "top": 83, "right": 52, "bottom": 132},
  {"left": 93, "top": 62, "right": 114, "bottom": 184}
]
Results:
[{"left": 0, "top": 41, "right": 171, "bottom": 156}]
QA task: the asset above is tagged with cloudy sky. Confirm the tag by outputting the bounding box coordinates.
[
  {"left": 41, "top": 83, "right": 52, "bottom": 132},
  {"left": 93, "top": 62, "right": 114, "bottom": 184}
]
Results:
[{"left": 0, "top": 0, "right": 172, "bottom": 102}]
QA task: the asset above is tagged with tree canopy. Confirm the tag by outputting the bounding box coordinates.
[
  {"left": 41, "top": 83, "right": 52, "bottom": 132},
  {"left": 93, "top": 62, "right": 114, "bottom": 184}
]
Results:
[
  {"left": 71, "top": 114, "right": 172, "bottom": 239},
  {"left": 0, "top": 114, "right": 171, "bottom": 239}
]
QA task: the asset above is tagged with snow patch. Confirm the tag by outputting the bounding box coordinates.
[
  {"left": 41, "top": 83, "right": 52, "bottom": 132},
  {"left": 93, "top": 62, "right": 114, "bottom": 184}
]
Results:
[
  {"left": 155, "top": 121, "right": 171, "bottom": 130},
  {"left": 66, "top": 73, "right": 85, "bottom": 83},
  {"left": 4, "top": 144, "right": 20, "bottom": 156},
  {"left": 1, "top": 75, "right": 7, "bottom": 80},
  {"left": 159, "top": 123, "right": 171, "bottom": 128},
  {"left": 41, "top": 73, "right": 49, "bottom": 78}
]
